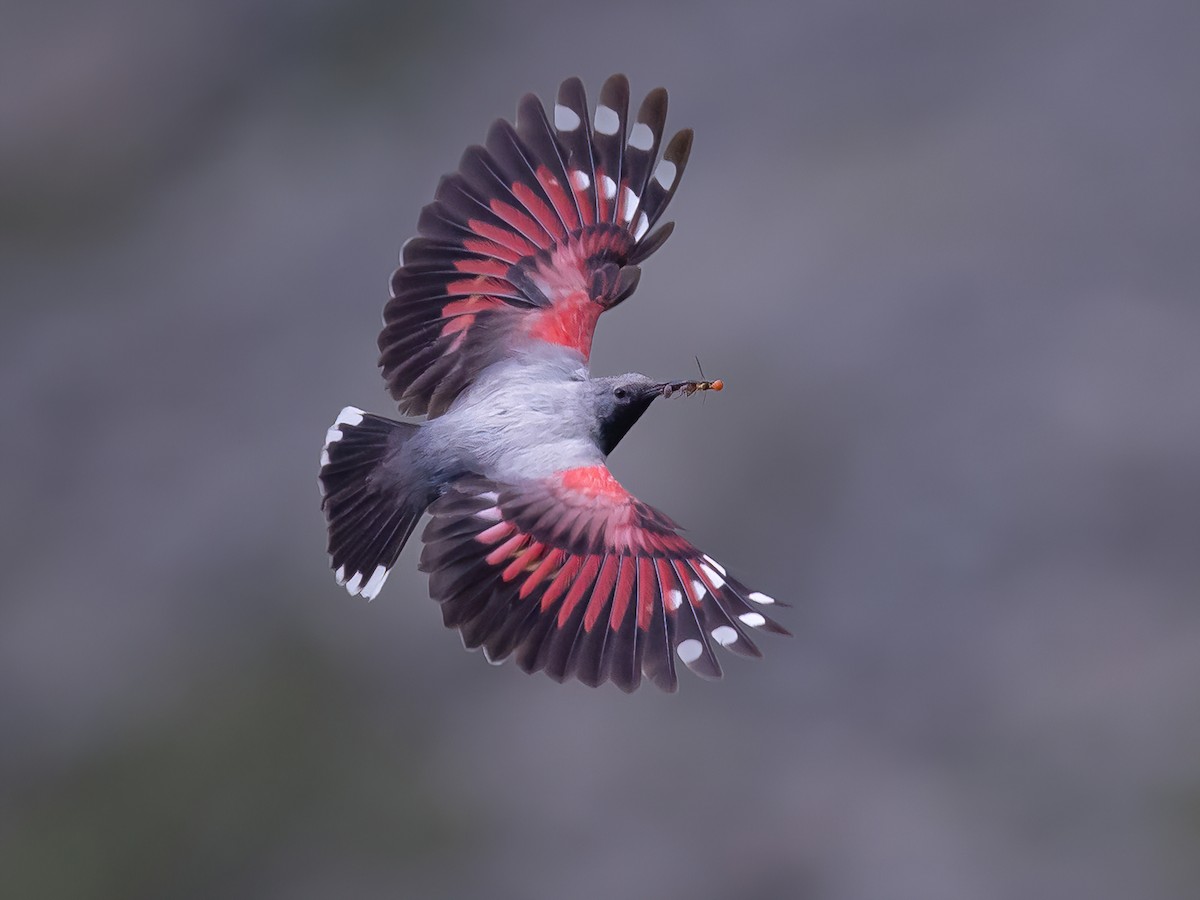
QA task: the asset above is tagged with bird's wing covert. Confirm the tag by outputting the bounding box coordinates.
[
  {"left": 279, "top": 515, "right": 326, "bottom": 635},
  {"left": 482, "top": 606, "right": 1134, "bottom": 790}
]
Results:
[
  {"left": 379, "top": 75, "right": 693, "bottom": 417},
  {"left": 418, "top": 468, "right": 789, "bottom": 692}
]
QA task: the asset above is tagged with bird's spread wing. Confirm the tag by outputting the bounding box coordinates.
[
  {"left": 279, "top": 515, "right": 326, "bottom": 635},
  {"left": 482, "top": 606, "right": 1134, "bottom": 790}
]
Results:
[
  {"left": 418, "top": 468, "right": 789, "bottom": 692},
  {"left": 379, "top": 75, "right": 693, "bottom": 417}
]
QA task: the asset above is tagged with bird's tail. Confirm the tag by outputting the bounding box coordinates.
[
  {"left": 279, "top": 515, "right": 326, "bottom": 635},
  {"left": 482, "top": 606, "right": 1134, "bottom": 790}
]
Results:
[{"left": 319, "top": 406, "right": 431, "bottom": 599}]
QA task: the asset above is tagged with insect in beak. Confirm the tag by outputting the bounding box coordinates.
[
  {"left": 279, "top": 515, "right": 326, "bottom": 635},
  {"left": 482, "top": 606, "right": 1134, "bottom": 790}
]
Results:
[
  {"left": 660, "top": 378, "right": 724, "bottom": 398},
  {"left": 661, "top": 355, "right": 724, "bottom": 398}
]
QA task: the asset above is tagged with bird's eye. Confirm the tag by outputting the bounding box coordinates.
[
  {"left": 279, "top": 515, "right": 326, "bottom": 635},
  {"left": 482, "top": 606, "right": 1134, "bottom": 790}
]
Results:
[{"left": 614, "top": 387, "right": 628, "bottom": 400}]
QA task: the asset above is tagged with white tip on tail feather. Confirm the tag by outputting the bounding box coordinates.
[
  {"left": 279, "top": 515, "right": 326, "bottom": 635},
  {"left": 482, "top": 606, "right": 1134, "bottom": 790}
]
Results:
[
  {"left": 325, "top": 407, "right": 364, "bottom": 451},
  {"left": 360, "top": 565, "right": 389, "bottom": 600}
]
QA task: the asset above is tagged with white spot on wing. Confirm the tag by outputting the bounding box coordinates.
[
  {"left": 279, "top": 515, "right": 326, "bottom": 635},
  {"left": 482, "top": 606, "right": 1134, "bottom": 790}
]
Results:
[
  {"left": 677, "top": 639, "right": 703, "bottom": 663},
  {"left": 691, "top": 579, "right": 707, "bottom": 600},
  {"left": 594, "top": 104, "right": 620, "bottom": 135},
  {"left": 479, "top": 491, "right": 499, "bottom": 503},
  {"left": 600, "top": 175, "right": 616, "bottom": 200},
  {"left": 634, "top": 212, "right": 650, "bottom": 241},
  {"left": 653, "top": 159, "right": 677, "bottom": 190},
  {"left": 476, "top": 506, "right": 502, "bottom": 522},
  {"left": 739, "top": 612, "right": 766, "bottom": 627},
  {"left": 554, "top": 103, "right": 581, "bottom": 131},
  {"left": 699, "top": 563, "right": 725, "bottom": 589},
  {"left": 749, "top": 591, "right": 776, "bottom": 605},
  {"left": 570, "top": 170, "right": 591, "bottom": 191},
  {"left": 621, "top": 187, "right": 638, "bottom": 222},
  {"left": 702, "top": 555, "right": 726, "bottom": 576},
  {"left": 712, "top": 626, "right": 738, "bottom": 646},
  {"left": 667, "top": 588, "right": 683, "bottom": 611},
  {"left": 361, "top": 565, "right": 389, "bottom": 600},
  {"left": 336, "top": 407, "right": 364, "bottom": 427},
  {"left": 628, "top": 122, "right": 654, "bottom": 150}
]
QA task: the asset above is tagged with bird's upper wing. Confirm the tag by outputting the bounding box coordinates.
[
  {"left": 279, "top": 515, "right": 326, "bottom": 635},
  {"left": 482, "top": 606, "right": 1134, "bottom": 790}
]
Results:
[
  {"left": 418, "top": 467, "right": 789, "bottom": 692},
  {"left": 379, "top": 75, "right": 692, "bottom": 417}
]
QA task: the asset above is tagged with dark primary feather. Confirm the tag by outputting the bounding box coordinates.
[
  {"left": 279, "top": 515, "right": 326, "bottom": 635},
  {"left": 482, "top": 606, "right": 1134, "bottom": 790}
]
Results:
[
  {"left": 378, "top": 75, "right": 694, "bottom": 418},
  {"left": 418, "top": 473, "right": 788, "bottom": 692},
  {"left": 324, "top": 77, "right": 786, "bottom": 693}
]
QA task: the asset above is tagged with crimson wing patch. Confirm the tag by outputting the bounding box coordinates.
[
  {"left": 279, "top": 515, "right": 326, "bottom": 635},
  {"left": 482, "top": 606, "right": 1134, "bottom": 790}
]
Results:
[
  {"left": 418, "top": 468, "right": 789, "bottom": 692},
  {"left": 379, "top": 75, "right": 693, "bottom": 417}
]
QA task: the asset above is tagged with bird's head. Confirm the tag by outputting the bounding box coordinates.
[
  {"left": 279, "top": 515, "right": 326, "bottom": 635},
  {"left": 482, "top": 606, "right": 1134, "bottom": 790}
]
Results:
[{"left": 591, "top": 372, "right": 724, "bottom": 456}]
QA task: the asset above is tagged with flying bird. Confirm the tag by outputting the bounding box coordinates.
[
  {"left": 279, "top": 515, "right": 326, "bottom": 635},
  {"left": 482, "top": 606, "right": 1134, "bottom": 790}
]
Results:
[{"left": 319, "top": 75, "right": 787, "bottom": 691}]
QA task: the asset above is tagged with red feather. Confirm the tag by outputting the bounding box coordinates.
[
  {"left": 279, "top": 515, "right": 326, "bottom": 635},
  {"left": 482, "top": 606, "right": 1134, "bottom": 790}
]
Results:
[
  {"left": 417, "top": 473, "right": 789, "bottom": 692},
  {"left": 378, "top": 76, "right": 694, "bottom": 417}
]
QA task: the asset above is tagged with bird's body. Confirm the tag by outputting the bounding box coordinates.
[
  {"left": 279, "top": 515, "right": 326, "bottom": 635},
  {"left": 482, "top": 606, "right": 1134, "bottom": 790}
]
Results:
[
  {"left": 319, "top": 75, "right": 787, "bottom": 691},
  {"left": 419, "top": 350, "right": 602, "bottom": 483}
]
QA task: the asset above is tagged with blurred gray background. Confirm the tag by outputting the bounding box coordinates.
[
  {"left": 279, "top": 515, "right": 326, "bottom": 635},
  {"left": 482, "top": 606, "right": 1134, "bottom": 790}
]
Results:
[{"left": 3, "top": 1, "right": 1199, "bottom": 898}]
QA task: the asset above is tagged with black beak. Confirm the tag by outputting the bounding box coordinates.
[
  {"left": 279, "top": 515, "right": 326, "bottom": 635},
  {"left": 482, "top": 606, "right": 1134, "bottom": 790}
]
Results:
[{"left": 658, "top": 378, "right": 724, "bottom": 398}]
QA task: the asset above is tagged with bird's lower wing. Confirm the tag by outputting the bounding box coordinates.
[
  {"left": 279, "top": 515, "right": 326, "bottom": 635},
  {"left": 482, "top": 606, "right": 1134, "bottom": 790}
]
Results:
[
  {"left": 379, "top": 75, "right": 692, "bottom": 417},
  {"left": 418, "top": 468, "right": 788, "bottom": 692}
]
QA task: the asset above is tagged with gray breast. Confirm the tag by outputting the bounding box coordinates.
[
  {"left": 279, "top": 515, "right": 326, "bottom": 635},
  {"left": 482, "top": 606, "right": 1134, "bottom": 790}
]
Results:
[{"left": 425, "top": 357, "right": 603, "bottom": 482}]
